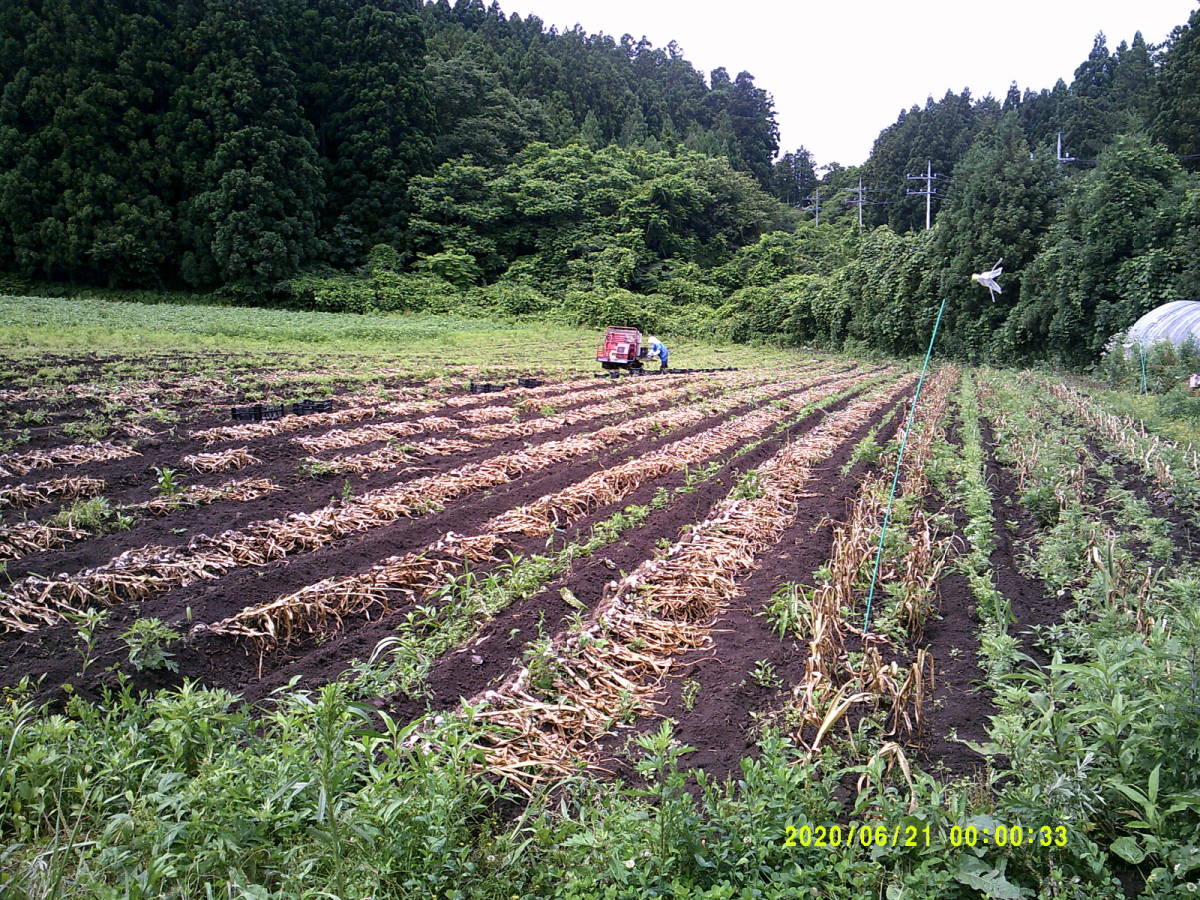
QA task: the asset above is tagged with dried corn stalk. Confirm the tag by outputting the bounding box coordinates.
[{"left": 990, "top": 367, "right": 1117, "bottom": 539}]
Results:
[
  {"left": 459, "top": 382, "right": 906, "bottom": 793},
  {"left": 182, "top": 447, "right": 260, "bottom": 473},
  {"left": 0, "top": 369, "right": 866, "bottom": 634},
  {"left": 0, "top": 476, "right": 106, "bottom": 509},
  {"left": 205, "top": 372, "right": 862, "bottom": 652},
  {"left": 0, "top": 387, "right": 748, "bottom": 630},
  {"left": 191, "top": 394, "right": 430, "bottom": 444},
  {"left": 0, "top": 520, "right": 88, "bottom": 561},
  {"left": 490, "top": 371, "right": 867, "bottom": 537},
  {"left": 294, "top": 417, "right": 461, "bottom": 452},
  {"left": 0, "top": 442, "right": 138, "bottom": 477},
  {"left": 140, "top": 477, "right": 279, "bottom": 515},
  {"left": 458, "top": 405, "right": 519, "bottom": 423},
  {"left": 314, "top": 438, "right": 477, "bottom": 475},
  {"left": 461, "top": 373, "right": 750, "bottom": 442},
  {"left": 790, "top": 366, "right": 957, "bottom": 749},
  {"left": 206, "top": 532, "right": 503, "bottom": 646},
  {"left": 1048, "top": 381, "right": 1200, "bottom": 490}
]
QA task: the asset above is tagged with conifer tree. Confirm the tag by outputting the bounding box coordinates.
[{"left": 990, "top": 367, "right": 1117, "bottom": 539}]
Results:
[
  {"left": 173, "top": 0, "right": 324, "bottom": 287},
  {"left": 1154, "top": 8, "right": 1200, "bottom": 168},
  {"left": 924, "top": 114, "right": 1057, "bottom": 360}
]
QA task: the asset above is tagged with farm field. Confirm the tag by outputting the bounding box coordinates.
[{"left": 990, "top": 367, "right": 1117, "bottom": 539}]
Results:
[{"left": 3, "top": 299, "right": 1200, "bottom": 898}]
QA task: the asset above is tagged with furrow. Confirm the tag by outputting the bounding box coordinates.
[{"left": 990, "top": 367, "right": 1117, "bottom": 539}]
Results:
[
  {"left": 0, "top": 372, "right": 821, "bottom": 632},
  {"left": 457, "top": 378, "right": 910, "bottom": 793}
]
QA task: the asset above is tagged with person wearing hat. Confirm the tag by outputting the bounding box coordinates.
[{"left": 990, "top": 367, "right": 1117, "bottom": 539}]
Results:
[{"left": 646, "top": 335, "right": 668, "bottom": 370}]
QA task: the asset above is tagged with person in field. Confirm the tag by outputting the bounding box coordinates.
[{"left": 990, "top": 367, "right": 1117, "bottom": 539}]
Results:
[{"left": 647, "top": 335, "right": 668, "bottom": 370}]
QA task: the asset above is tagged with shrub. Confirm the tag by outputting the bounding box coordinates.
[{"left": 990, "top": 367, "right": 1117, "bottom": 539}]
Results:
[
  {"left": 413, "top": 249, "right": 481, "bottom": 288},
  {"left": 367, "top": 243, "right": 403, "bottom": 275},
  {"left": 471, "top": 281, "right": 550, "bottom": 318},
  {"left": 286, "top": 272, "right": 463, "bottom": 314},
  {"left": 559, "top": 289, "right": 671, "bottom": 333}
]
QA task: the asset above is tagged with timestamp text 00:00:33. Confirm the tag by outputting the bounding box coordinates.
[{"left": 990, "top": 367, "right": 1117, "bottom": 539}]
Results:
[{"left": 782, "top": 824, "right": 1069, "bottom": 849}]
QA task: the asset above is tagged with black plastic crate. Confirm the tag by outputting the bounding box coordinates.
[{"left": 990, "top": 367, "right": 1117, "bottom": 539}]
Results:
[
  {"left": 468, "top": 381, "right": 505, "bottom": 394},
  {"left": 291, "top": 398, "right": 334, "bottom": 415},
  {"left": 230, "top": 402, "right": 285, "bottom": 422},
  {"left": 517, "top": 378, "right": 543, "bottom": 388}
]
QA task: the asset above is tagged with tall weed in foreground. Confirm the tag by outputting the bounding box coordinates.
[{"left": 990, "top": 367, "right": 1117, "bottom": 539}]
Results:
[{"left": 0, "top": 679, "right": 532, "bottom": 898}]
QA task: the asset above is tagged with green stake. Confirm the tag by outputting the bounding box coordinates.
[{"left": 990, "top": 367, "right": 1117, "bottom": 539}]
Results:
[
  {"left": 1140, "top": 347, "right": 1148, "bottom": 395},
  {"left": 861, "top": 294, "right": 948, "bottom": 633}
]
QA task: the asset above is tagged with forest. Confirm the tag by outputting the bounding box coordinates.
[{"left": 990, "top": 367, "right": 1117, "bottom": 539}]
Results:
[{"left": 1, "top": 0, "right": 1198, "bottom": 366}]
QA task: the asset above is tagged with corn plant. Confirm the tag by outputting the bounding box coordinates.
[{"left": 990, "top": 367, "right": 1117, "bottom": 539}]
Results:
[
  {"left": 64, "top": 607, "right": 109, "bottom": 675},
  {"left": 153, "top": 465, "right": 184, "bottom": 497}
]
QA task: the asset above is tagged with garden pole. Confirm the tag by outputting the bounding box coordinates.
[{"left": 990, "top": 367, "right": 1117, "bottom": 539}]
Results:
[
  {"left": 861, "top": 294, "right": 948, "bottom": 633},
  {"left": 1140, "top": 347, "right": 1148, "bottom": 394}
]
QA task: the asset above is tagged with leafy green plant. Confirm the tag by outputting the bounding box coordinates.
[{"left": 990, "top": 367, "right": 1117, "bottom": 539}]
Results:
[
  {"left": 64, "top": 607, "right": 110, "bottom": 676},
  {"left": 119, "top": 618, "right": 180, "bottom": 672},
  {"left": 153, "top": 465, "right": 184, "bottom": 497},
  {"left": 15, "top": 408, "right": 50, "bottom": 426},
  {"left": 61, "top": 419, "right": 111, "bottom": 441},
  {"left": 523, "top": 633, "right": 562, "bottom": 699},
  {"left": 732, "top": 469, "right": 765, "bottom": 500},
  {"left": 298, "top": 457, "right": 337, "bottom": 477},
  {"left": 750, "top": 659, "right": 781, "bottom": 690},
  {"left": 764, "top": 582, "right": 808, "bottom": 638},
  {"left": 680, "top": 678, "right": 701, "bottom": 711},
  {"left": 48, "top": 496, "right": 133, "bottom": 535},
  {"left": 680, "top": 460, "right": 721, "bottom": 493},
  {"left": 0, "top": 429, "right": 31, "bottom": 452},
  {"left": 632, "top": 722, "right": 699, "bottom": 866}
]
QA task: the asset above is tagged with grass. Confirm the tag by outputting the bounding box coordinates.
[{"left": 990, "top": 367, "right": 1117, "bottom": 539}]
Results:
[{"left": 0, "top": 294, "right": 821, "bottom": 376}]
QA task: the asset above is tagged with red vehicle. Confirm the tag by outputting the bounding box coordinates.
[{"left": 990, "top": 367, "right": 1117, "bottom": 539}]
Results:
[{"left": 596, "top": 326, "right": 650, "bottom": 370}]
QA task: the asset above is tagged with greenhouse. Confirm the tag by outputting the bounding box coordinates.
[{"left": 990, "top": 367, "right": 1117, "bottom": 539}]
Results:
[{"left": 1125, "top": 300, "right": 1200, "bottom": 349}]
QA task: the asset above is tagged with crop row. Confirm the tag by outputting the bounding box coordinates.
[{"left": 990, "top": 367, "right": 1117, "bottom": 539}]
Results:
[
  {"left": 459, "top": 380, "right": 906, "bottom": 792},
  {"left": 204, "top": 369, "right": 877, "bottom": 648},
  {"left": 0, "top": 372, "right": 828, "bottom": 633},
  {"left": 0, "top": 441, "right": 139, "bottom": 477},
  {"left": 785, "top": 366, "right": 957, "bottom": 751},
  {"left": 0, "top": 475, "right": 106, "bottom": 509},
  {"left": 0, "top": 477, "right": 280, "bottom": 563},
  {"left": 188, "top": 373, "right": 644, "bottom": 445}
]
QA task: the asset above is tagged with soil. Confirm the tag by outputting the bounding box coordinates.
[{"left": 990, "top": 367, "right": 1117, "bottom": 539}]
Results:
[
  {"left": 0, "top": 366, "right": 869, "bottom": 706},
  {"left": 586, "top": 381, "right": 915, "bottom": 784},
  {"left": 978, "top": 419, "right": 1066, "bottom": 665}
]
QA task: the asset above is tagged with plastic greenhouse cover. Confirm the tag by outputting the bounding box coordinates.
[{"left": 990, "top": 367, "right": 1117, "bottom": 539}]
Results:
[{"left": 1124, "top": 300, "right": 1200, "bottom": 350}]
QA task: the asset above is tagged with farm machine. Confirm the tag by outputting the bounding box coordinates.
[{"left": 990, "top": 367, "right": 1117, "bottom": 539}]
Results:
[{"left": 596, "top": 326, "right": 655, "bottom": 370}]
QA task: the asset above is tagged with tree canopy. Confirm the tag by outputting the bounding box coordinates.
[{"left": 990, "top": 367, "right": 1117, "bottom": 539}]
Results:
[{"left": 1, "top": 0, "right": 1199, "bottom": 369}]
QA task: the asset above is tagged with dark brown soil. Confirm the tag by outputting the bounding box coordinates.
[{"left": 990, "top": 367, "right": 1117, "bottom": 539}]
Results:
[
  {"left": 377, "top": 376, "right": 881, "bottom": 727},
  {"left": 978, "top": 419, "right": 1066, "bottom": 665},
  {"left": 593, "top": 382, "right": 915, "bottom": 783},
  {"left": 0, "top": 367, "right": 868, "bottom": 705}
]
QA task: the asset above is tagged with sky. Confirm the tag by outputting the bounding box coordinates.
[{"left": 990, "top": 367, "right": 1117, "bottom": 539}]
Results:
[{"left": 500, "top": 0, "right": 1198, "bottom": 167}]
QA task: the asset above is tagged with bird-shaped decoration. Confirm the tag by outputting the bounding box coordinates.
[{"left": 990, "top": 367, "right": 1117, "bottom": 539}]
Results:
[{"left": 970, "top": 258, "right": 1004, "bottom": 300}]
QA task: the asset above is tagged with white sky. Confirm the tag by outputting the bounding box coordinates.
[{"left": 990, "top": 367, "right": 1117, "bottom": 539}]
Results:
[{"left": 500, "top": 0, "right": 1198, "bottom": 167}]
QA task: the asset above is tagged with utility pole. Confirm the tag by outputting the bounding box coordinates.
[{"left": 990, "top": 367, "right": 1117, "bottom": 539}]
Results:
[
  {"left": 842, "top": 178, "right": 864, "bottom": 231},
  {"left": 1056, "top": 132, "right": 1076, "bottom": 168},
  {"left": 905, "top": 160, "right": 941, "bottom": 230},
  {"left": 804, "top": 187, "right": 820, "bottom": 226}
]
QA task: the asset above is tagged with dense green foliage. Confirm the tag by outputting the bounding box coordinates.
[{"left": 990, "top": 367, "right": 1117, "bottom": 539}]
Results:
[
  {"left": 2, "top": 1, "right": 1199, "bottom": 367},
  {"left": 0, "top": 0, "right": 784, "bottom": 293}
]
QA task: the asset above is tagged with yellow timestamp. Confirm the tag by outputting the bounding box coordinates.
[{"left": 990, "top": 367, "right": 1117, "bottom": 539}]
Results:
[{"left": 783, "top": 823, "right": 1070, "bottom": 850}]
